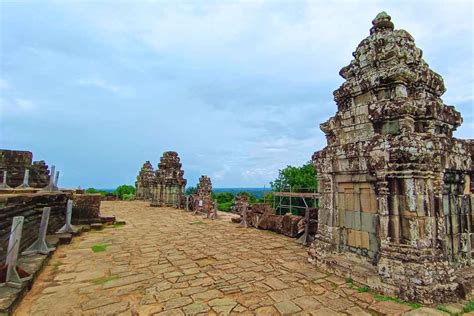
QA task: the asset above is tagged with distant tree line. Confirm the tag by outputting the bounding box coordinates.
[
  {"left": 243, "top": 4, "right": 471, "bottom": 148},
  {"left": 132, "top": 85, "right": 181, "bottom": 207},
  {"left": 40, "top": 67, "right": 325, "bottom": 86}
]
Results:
[
  {"left": 85, "top": 185, "right": 135, "bottom": 200},
  {"left": 185, "top": 161, "right": 317, "bottom": 213}
]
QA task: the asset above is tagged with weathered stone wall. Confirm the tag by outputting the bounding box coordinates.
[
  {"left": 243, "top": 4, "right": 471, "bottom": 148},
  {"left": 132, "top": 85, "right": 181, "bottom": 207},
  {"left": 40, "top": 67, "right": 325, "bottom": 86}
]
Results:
[
  {"left": 309, "top": 12, "right": 473, "bottom": 303},
  {"left": 30, "top": 160, "right": 51, "bottom": 188},
  {"left": 151, "top": 151, "right": 187, "bottom": 208},
  {"left": 0, "top": 150, "right": 32, "bottom": 187},
  {"left": 71, "top": 194, "right": 102, "bottom": 224},
  {"left": 0, "top": 150, "right": 51, "bottom": 188},
  {"left": 0, "top": 192, "right": 70, "bottom": 263}
]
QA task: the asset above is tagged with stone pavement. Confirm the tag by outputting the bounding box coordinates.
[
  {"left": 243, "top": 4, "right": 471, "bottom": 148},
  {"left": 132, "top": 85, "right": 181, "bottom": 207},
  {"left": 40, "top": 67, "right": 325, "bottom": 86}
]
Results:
[{"left": 14, "top": 201, "right": 446, "bottom": 315}]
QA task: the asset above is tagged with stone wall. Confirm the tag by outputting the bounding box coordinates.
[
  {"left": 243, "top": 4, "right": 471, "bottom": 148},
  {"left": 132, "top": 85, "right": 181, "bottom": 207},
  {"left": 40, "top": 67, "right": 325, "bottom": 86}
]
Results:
[
  {"left": 309, "top": 12, "right": 473, "bottom": 303},
  {"left": 71, "top": 194, "right": 102, "bottom": 224},
  {"left": 0, "top": 150, "right": 32, "bottom": 187},
  {"left": 0, "top": 150, "right": 51, "bottom": 188},
  {"left": 0, "top": 192, "right": 70, "bottom": 263}
]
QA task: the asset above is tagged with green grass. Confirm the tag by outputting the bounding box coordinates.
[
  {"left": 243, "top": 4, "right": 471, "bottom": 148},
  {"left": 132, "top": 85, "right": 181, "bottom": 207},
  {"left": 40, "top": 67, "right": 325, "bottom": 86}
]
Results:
[
  {"left": 91, "top": 243, "right": 107, "bottom": 252},
  {"left": 463, "top": 300, "right": 474, "bottom": 313},
  {"left": 436, "top": 304, "right": 457, "bottom": 316},
  {"left": 106, "top": 222, "right": 125, "bottom": 229},
  {"left": 90, "top": 275, "right": 119, "bottom": 285},
  {"left": 373, "top": 294, "right": 421, "bottom": 309},
  {"left": 190, "top": 221, "right": 206, "bottom": 225},
  {"left": 357, "top": 286, "right": 369, "bottom": 293},
  {"left": 51, "top": 261, "right": 63, "bottom": 273},
  {"left": 345, "top": 276, "right": 353, "bottom": 286}
]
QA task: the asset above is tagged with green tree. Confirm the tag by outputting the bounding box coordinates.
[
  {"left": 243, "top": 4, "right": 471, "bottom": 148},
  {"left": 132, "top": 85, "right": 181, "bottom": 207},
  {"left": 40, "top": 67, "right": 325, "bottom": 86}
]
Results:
[
  {"left": 185, "top": 186, "right": 196, "bottom": 195},
  {"left": 114, "top": 185, "right": 136, "bottom": 200},
  {"left": 215, "top": 192, "right": 234, "bottom": 204},
  {"left": 270, "top": 162, "right": 318, "bottom": 215},
  {"left": 271, "top": 161, "right": 317, "bottom": 192},
  {"left": 85, "top": 187, "right": 108, "bottom": 196}
]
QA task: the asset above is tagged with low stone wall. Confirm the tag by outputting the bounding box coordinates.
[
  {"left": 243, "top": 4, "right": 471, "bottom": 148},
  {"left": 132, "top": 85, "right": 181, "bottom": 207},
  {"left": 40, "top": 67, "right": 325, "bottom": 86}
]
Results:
[
  {"left": 0, "top": 192, "right": 70, "bottom": 263},
  {"left": 71, "top": 194, "right": 102, "bottom": 224}
]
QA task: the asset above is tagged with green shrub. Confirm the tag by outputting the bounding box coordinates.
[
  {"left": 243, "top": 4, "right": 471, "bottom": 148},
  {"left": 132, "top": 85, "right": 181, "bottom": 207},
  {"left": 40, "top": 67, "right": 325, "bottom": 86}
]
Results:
[
  {"left": 217, "top": 201, "right": 233, "bottom": 212},
  {"left": 185, "top": 186, "right": 196, "bottom": 195},
  {"left": 85, "top": 187, "right": 108, "bottom": 196},
  {"left": 215, "top": 192, "right": 234, "bottom": 204},
  {"left": 114, "top": 185, "right": 135, "bottom": 200},
  {"left": 122, "top": 193, "right": 135, "bottom": 201},
  {"left": 464, "top": 300, "right": 474, "bottom": 313}
]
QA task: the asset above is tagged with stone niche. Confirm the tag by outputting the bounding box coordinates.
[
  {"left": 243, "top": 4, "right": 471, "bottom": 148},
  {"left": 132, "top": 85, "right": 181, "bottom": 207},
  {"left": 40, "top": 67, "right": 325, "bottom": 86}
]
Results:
[
  {"left": 193, "top": 175, "right": 214, "bottom": 214},
  {"left": 309, "top": 12, "right": 473, "bottom": 303},
  {"left": 0, "top": 149, "right": 51, "bottom": 188},
  {"left": 135, "top": 161, "right": 155, "bottom": 200},
  {"left": 151, "top": 151, "right": 187, "bottom": 208}
]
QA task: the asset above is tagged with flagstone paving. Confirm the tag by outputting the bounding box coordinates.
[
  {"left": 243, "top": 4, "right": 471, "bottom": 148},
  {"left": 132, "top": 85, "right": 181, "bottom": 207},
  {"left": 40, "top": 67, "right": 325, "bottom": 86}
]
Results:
[{"left": 14, "top": 201, "right": 445, "bottom": 315}]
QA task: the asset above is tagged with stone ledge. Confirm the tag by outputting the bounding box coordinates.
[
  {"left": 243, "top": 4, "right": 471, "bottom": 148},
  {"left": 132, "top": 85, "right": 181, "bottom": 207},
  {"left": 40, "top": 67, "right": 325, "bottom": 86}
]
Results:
[{"left": 0, "top": 226, "right": 89, "bottom": 315}]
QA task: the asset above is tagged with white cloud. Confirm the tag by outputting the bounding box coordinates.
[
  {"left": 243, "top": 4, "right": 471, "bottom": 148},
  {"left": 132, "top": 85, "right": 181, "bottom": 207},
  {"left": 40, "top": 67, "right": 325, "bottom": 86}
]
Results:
[
  {"left": 0, "top": 97, "right": 37, "bottom": 115},
  {"left": 76, "top": 78, "right": 133, "bottom": 96}
]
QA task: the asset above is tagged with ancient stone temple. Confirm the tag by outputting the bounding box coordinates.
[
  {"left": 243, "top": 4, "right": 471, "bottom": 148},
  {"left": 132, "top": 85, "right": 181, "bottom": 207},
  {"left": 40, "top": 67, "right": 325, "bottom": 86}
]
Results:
[
  {"left": 193, "top": 175, "right": 214, "bottom": 214},
  {"left": 151, "top": 152, "right": 186, "bottom": 208},
  {"left": 135, "top": 161, "right": 155, "bottom": 200},
  {"left": 309, "top": 12, "right": 473, "bottom": 303}
]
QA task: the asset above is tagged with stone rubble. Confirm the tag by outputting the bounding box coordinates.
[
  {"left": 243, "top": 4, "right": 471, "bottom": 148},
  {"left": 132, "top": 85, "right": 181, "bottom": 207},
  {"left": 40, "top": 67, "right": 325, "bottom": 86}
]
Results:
[{"left": 309, "top": 11, "right": 473, "bottom": 304}]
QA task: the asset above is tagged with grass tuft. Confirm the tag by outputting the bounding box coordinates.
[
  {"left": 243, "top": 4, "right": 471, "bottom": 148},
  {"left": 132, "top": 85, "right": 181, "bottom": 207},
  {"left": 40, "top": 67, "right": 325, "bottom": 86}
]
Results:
[
  {"left": 463, "top": 300, "right": 474, "bottom": 313},
  {"left": 373, "top": 294, "right": 421, "bottom": 309},
  {"left": 357, "top": 286, "right": 369, "bottom": 293},
  {"left": 51, "top": 261, "right": 63, "bottom": 273},
  {"left": 345, "top": 276, "right": 353, "bottom": 285},
  {"left": 91, "top": 244, "right": 107, "bottom": 252},
  {"left": 106, "top": 222, "right": 125, "bottom": 229},
  {"left": 90, "top": 275, "right": 119, "bottom": 285}
]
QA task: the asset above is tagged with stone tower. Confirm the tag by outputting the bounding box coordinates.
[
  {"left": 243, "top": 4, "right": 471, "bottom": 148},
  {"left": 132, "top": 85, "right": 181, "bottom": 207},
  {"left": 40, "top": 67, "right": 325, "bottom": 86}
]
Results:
[
  {"left": 135, "top": 161, "right": 155, "bottom": 200},
  {"left": 151, "top": 152, "right": 187, "bottom": 208},
  {"left": 310, "top": 12, "right": 473, "bottom": 303},
  {"left": 194, "top": 175, "right": 213, "bottom": 214}
]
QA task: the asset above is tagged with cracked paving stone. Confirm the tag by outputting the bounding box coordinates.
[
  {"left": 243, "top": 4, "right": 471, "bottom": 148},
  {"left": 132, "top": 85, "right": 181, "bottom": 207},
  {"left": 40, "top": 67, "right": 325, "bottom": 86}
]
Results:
[
  {"left": 13, "top": 202, "right": 378, "bottom": 316},
  {"left": 274, "top": 300, "right": 302, "bottom": 315}
]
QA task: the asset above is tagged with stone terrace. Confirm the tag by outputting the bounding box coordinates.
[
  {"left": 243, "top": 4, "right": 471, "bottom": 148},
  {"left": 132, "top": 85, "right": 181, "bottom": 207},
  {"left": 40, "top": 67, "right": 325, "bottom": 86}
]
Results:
[{"left": 14, "top": 201, "right": 455, "bottom": 315}]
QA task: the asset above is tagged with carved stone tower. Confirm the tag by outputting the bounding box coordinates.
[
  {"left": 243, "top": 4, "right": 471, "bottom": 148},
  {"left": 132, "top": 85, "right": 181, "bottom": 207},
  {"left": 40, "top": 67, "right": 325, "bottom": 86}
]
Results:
[
  {"left": 151, "top": 152, "right": 187, "bottom": 208},
  {"left": 310, "top": 12, "right": 473, "bottom": 303}
]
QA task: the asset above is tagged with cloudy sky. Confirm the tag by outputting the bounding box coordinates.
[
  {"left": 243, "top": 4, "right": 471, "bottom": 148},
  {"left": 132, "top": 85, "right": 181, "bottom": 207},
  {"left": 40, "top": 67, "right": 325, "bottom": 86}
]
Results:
[{"left": 1, "top": 0, "right": 473, "bottom": 188}]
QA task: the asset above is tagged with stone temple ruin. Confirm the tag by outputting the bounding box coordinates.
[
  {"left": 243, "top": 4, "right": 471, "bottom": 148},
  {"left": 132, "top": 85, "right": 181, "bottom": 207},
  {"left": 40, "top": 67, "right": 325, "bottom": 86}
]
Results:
[
  {"left": 150, "top": 151, "right": 187, "bottom": 208},
  {"left": 192, "top": 175, "right": 214, "bottom": 216},
  {"left": 135, "top": 161, "right": 155, "bottom": 200},
  {"left": 309, "top": 12, "right": 473, "bottom": 303}
]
